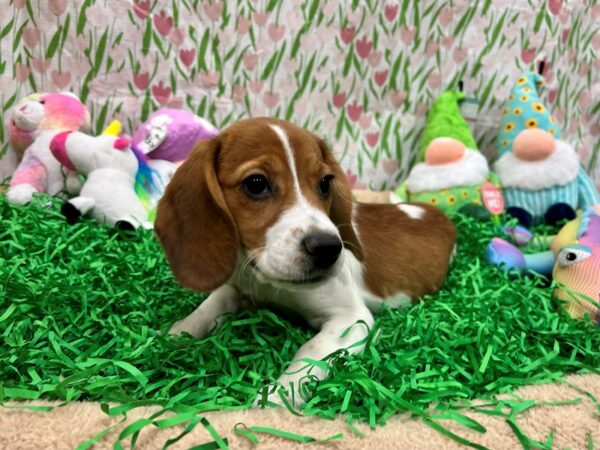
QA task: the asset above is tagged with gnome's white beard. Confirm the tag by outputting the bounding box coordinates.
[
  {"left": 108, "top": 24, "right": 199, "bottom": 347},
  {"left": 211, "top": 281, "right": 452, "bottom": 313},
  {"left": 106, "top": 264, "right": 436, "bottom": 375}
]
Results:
[
  {"left": 406, "top": 149, "right": 490, "bottom": 193},
  {"left": 493, "top": 140, "right": 580, "bottom": 191}
]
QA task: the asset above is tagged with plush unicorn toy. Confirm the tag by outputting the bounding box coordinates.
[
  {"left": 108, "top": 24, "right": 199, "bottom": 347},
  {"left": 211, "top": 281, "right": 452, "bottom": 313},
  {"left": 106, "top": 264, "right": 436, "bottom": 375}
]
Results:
[
  {"left": 7, "top": 95, "right": 41, "bottom": 163},
  {"left": 487, "top": 205, "right": 600, "bottom": 324},
  {"left": 6, "top": 92, "right": 90, "bottom": 205},
  {"left": 49, "top": 122, "right": 168, "bottom": 230}
]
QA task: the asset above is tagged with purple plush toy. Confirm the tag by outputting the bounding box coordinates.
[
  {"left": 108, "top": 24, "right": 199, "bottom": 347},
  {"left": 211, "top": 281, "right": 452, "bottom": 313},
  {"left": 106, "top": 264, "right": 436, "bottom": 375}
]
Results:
[{"left": 132, "top": 108, "right": 219, "bottom": 163}]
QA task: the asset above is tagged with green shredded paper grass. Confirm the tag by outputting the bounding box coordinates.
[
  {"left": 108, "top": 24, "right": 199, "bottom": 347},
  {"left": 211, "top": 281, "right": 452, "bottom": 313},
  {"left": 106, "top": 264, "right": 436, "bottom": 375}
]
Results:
[{"left": 1, "top": 192, "right": 600, "bottom": 449}]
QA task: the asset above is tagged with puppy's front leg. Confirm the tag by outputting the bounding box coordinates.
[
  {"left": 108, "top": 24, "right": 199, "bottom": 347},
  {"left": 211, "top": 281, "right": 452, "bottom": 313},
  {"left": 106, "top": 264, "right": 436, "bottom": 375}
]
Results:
[
  {"left": 169, "top": 284, "right": 241, "bottom": 338},
  {"left": 260, "top": 304, "right": 374, "bottom": 407}
]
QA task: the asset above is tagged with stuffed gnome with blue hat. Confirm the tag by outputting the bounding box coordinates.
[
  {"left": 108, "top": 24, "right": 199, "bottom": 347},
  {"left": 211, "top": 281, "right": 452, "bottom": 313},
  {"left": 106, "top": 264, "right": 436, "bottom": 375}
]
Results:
[{"left": 494, "top": 72, "right": 600, "bottom": 227}]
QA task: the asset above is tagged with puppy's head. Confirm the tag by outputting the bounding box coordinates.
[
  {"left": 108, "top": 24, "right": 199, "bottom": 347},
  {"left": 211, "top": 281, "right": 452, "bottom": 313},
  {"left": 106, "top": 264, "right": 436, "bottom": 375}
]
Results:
[{"left": 155, "top": 118, "right": 362, "bottom": 292}]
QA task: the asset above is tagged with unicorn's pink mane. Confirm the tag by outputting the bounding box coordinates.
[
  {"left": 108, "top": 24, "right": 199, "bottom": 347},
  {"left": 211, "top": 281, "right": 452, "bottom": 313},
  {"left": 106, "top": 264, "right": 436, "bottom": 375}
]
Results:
[{"left": 39, "top": 93, "right": 88, "bottom": 131}]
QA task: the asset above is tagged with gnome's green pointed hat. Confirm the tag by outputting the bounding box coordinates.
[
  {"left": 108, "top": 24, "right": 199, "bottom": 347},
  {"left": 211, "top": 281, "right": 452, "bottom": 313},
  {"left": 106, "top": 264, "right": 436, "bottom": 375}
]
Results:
[
  {"left": 496, "top": 72, "right": 562, "bottom": 157},
  {"left": 419, "top": 90, "right": 477, "bottom": 161}
]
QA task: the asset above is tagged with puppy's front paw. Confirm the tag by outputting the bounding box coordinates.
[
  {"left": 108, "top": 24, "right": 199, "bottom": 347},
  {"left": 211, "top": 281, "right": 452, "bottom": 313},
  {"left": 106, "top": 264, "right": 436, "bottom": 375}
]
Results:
[
  {"left": 168, "top": 318, "right": 207, "bottom": 338},
  {"left": 252, "top": 379, "right": 306, "bottom": 410},
  {"left": 252, "top": 391, "right": 278, "bottom": 409},
  {"left": 252, "top": 386, "right": 292, "bottom": 409},
  {"left": 168, "top": 320, "right": 189, "bottom": 336},
  {"left": 6, "top": 184, "right": 37, "bottom": 205}
]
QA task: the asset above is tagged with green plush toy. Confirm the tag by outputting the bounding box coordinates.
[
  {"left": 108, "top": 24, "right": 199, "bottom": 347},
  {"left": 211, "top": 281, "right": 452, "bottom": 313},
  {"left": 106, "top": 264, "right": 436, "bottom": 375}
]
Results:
[
  {"left": 396, "top": 91, "right": 503, "bottom": 218},
  {"left": 418, "top": 91, "right": 477, "bottom": 161}
]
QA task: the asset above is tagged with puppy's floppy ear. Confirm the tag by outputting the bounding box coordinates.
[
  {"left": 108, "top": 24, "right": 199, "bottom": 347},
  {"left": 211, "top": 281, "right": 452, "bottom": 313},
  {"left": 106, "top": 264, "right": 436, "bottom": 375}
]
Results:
[
  {"left": 316, "top": 136, "right": 363, "bottom": 261},
  {"left": 155, "top": 137, "right": 238, "bottom": 292}
]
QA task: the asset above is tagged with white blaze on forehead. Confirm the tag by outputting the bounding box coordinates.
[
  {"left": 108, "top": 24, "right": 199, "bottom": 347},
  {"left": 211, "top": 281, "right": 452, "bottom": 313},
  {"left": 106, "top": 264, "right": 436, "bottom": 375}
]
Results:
[
  {"left": 255, "top": 123, "right": 342, "bottom": 282},
  {"left": 397, "top": 203, "right": 425, "bottom": 220},
  {"left": 269, "top": 123, "right": 303, "bottom": 201}
]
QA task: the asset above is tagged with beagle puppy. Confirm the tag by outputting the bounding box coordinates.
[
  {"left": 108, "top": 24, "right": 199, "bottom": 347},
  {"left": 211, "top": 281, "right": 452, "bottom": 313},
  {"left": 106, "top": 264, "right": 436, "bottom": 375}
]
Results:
[{"left": 155, "top": 117, "right": 456, "bottom": 406}]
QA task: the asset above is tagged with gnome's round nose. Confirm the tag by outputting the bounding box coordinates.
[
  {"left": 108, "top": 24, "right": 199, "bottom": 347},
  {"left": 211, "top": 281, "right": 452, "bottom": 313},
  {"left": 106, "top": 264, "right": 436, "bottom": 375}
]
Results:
[
  {"left": 496, "top": 72, "right": 562, "bottom": 163},
  {"left": 512, "top": 129, "right": 555, "bottom": 162},
  {"left": 425, "top": 137, "right": 466, "bottom": 165},
  {"left": 418, "top": 90, "right": 478, "bottom": 166}
]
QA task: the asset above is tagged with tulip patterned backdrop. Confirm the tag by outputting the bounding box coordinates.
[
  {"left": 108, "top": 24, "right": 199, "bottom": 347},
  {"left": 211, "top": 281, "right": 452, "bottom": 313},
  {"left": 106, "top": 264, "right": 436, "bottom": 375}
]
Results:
[{"left": 0, "top": 0, "right": 599, "bottom": 190}]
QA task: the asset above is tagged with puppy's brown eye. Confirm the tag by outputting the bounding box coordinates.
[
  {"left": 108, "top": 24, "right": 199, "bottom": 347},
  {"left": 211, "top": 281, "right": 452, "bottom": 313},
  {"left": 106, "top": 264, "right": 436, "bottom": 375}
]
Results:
[
  {"left": 242, "top": 174, "right": 271, "bottom": 199},
  {"left": 319, "top": 175, "right": 333, "bottom": 198}
]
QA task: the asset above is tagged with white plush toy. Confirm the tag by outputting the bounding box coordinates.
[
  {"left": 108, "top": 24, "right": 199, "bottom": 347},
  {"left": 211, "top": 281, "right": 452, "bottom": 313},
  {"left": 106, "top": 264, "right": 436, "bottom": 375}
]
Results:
[
  {"left": 6, "top": 92, "right": 91, "bottom": 205},
  {"left": 48, "top": 122, "right": 170, "bottom": 230}
]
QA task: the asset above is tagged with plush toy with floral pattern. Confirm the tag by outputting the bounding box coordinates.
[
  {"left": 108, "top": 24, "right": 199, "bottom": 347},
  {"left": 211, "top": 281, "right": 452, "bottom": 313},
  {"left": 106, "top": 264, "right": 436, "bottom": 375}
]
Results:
[{"left": 395, "top": 90, "right": 503, "bottom": 219}]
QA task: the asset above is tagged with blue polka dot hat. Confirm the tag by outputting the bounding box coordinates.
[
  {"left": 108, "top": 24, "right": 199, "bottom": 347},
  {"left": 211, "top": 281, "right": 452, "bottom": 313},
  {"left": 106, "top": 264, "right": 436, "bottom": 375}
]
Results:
[{"left": 496, "top": 72, "right": 562, "bottom": 157}]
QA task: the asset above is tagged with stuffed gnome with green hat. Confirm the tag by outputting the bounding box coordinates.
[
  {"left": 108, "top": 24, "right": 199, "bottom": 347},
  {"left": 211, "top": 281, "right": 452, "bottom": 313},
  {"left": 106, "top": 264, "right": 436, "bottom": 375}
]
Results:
[
  {"left": 395, "top": 90, "right": 501, "bottom": 218},
  {"left": 494, "top": 72, "right": 600, "bottom": 228}
]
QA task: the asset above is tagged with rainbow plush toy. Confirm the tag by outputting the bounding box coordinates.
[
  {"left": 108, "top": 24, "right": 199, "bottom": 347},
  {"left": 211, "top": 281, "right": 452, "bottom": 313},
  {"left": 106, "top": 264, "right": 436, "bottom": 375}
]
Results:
[
  {"left": 494, "top": 72, "right": 600, "bottom": 227},
  {"left": 395, "top": 91, "right": 503, "bottom": 219},
  {"left": 487, "top": 205, "right": 600, "bottom": 324},
  {"left": 6, "top": 92, "right": 90, "bottom": 205},
  {"left": 49, "top": 121, "right": 168, "bottom": 230}
]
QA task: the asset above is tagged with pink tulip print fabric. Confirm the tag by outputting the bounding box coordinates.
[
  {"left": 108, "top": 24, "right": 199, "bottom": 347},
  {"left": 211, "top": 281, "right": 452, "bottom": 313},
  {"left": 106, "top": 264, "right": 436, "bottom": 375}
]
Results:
[{"left": 0, "top": 0, "right": 599, "bottom": 190}]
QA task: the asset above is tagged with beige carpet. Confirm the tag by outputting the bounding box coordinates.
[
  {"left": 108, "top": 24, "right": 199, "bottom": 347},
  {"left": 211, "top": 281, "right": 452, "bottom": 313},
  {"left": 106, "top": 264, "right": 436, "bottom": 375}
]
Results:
[{"left": 1, "top": 374, "right": 599, "bottom": 450}]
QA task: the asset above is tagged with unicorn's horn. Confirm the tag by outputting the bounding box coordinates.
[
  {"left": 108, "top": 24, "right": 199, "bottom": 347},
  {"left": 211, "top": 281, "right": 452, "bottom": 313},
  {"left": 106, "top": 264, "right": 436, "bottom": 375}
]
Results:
[{"left": 102, "top": 120, "right": 122, "bottom": 136}]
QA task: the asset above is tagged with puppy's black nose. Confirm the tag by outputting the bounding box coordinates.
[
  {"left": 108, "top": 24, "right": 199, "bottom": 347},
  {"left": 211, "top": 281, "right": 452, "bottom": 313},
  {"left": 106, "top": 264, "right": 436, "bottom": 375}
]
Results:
[{"left": 302, "top": 233, "right": 343, "bottom": 269}]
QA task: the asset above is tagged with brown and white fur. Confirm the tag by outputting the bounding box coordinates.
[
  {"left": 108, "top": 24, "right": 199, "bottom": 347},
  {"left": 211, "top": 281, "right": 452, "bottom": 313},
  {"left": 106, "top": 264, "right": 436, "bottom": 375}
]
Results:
[{"left": 155, "top": 118, "right": 456, "bottom": 406}]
